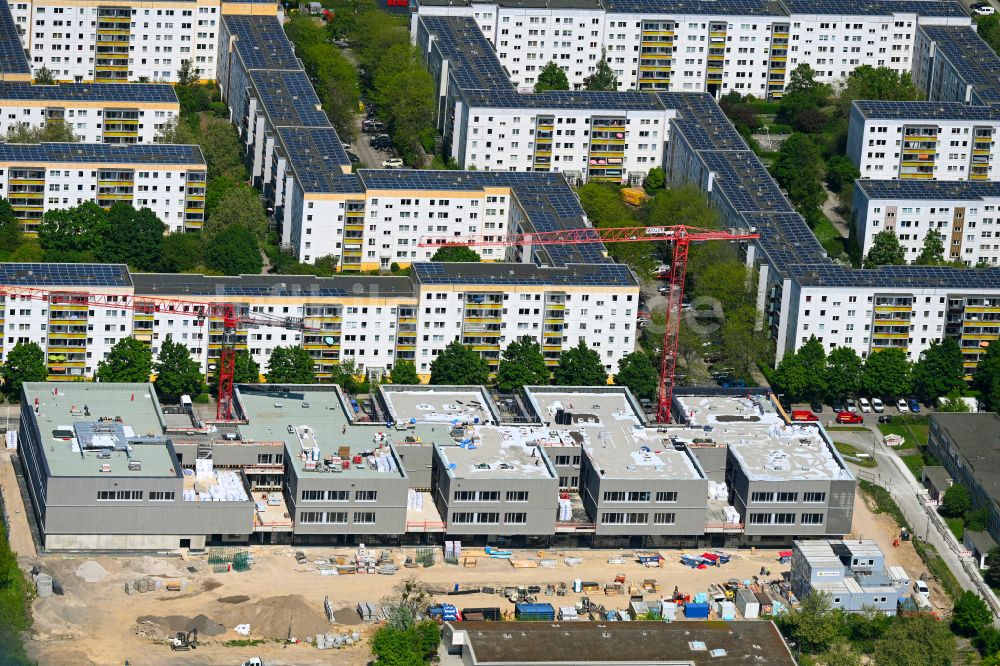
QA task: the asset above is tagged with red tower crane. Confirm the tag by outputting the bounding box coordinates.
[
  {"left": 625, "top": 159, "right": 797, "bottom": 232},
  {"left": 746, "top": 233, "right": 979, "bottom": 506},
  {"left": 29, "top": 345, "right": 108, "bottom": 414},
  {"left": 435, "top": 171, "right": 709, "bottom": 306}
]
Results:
[
  {"left": 419, "top": 224, "right": 760, "bottom": 422},
  {"left": 0, "top": 286, "right": 315, "bottom": 421}
]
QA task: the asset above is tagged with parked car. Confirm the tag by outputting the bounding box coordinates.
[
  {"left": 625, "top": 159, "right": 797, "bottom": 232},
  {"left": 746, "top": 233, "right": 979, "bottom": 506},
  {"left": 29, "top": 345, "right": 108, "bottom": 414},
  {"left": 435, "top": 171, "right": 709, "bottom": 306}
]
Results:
[
  {"left": 858, "top": 397, "right": 871, "bottom": 413},
  {"left": 382, "top": 158, "right": 404, "bottom": 168},
  {"left": 846, "top": 398, "right": 858, "bottom": 413},
  {"left": 975, "top": 5, "right": 996, "bottom": 16},
  {"left": 896, "top": 398, "right": 909, "bottom": 413},
  {"left": 810, "top": 400, "right": 824, "bottom": 414},
  {"left": 908, "top": 398, "right": 921, "bottom": 413},
  {"left": 878, "top": 414, "right": 894, "bottom": 424},
  {"left": 791, "top": 410, "right": 819, "bottom": 422},
  {"left": 836, "top": 411, "right": 864, "bottom": 424},
  {"left": 871, "top": 397, "right": 885, "bottom": 413},
  {"left": 832, "top": 398, "right": 845, "bottom": 412},
  {"left": 658, "top": 285, "right": 671, "bottom": 294},
  {"left": 346, "top": 151, "right": 361, "bottom": 165}
]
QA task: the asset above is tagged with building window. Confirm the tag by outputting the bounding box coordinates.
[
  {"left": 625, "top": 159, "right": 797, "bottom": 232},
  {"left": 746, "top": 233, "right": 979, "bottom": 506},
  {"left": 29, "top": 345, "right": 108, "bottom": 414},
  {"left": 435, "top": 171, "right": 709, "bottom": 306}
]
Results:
[
  {"left": 603, "top": 491, "right": 626, "bottom": 502},
  {"left": 803, "top": 492, "right": 826, "bottom": 503},
  {"left": 355, "top": 490, "right": 377, "bottom": 502},
  {"left": 750, "top": 492, "right": 774, "bottom": 502},
  {"left": 454, "top": 491, "right": 476, "bottom": 501},
  {"left": 353, "top": 512, "right": 376, "bottom": 524},
  {"left": 506, "top": 491, "right": 529, "bottom": 502},
  {"left": 653, "top": 512, "right": 676, "bottom": 525},
  {"left": 656, "top": 491, "right": 678, "bottom": 502},
  {"left": 748, "top": 513, "right": 773, "bottom": 524},
  {"left": 504, "top": 512, "right": 527, "bottom": 524},
  {"left": 775, "top": 492, "right": 798, "bottom": 503},
  {"left": 96, "top": 490, "right": 143, "bottom": 501},
  {"left": 148, "top": 491, "right": 175, "bottom": 501},
  {"left": 302, "top": 490, "right": 325, "bottom": 501},
  {"left": 801, "top": 513, "right": 824, "bottom": 524},
  {"left": 601, "top": 512, "right": 649, "bottom": 524}
]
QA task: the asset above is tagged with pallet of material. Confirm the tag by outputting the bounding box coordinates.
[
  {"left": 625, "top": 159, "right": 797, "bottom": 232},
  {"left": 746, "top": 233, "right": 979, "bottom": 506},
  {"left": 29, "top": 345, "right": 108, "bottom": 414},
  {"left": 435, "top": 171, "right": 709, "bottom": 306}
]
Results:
[
  {"left": 462, "top": 557, "right": 478, "bottom": 567},
  {"left": 510, "top": 559, "right": 539, "bottom": 568}
]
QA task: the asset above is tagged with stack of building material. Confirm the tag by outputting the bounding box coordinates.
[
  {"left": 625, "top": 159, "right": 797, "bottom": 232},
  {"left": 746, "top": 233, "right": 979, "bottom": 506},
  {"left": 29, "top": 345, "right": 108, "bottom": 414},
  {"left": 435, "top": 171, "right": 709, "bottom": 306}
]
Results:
[
  {"left": 558, "top": 606, "right": 579, "bottom": 620},
  {"left": 407, "top": 489, "right": 423, "bottom": 510},
  {"left": 558, "top": 497, "right": 572, "bottom": 521}
]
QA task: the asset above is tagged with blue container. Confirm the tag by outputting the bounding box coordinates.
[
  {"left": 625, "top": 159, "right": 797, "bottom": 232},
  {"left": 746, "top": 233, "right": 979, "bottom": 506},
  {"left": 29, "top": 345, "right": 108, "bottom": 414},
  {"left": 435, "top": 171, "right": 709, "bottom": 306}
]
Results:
[
  {"left": 684, "top": 602, "right": 710, "bottom": 619},
  {"left": 515, "top": 603, "right": 555, "bottom": 621}
]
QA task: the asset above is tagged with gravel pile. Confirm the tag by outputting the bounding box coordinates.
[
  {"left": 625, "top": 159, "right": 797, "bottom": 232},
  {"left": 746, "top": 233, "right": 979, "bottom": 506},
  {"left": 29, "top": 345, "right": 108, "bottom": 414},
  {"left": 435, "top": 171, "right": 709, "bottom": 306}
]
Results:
[{"left": 74, "top": 561, "right": 108, "bottom": 583}]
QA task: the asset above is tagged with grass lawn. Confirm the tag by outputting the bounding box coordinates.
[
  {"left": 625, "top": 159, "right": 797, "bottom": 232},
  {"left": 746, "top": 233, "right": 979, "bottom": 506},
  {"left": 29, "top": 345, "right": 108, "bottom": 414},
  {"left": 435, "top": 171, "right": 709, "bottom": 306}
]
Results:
[
  {"left": 912, "top": 538, "right": 963, "bottom": 601},
  {"left": 900, "top": 453, "right": 926, "bottom": 478},
  {"left": 945, "top": 516, "right": 965, "bottom": 541},
  {"left": 833, "top": 441, "right": 877, "bottom": 467},
  {"left": 877, "top": 417, "right": 930, "bottom": 448},
  {"left": 827, "top": 425, "right": 869, "bottom": 432},
  {"left": 813, "top": 217, "right": 847, "bottom": 258}
]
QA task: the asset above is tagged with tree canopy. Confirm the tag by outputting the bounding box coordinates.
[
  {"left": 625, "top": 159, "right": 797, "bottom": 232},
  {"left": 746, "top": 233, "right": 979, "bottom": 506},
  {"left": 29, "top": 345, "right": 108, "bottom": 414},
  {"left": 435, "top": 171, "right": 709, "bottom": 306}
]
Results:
[
  {"left": 36, "top": 202, "right": 165, "bottom": 271},
  {"left": 233, "top": 350, "right": 260, "bottom": 384},
  {"left": 430, "top": 246, "right": 480, "bottom": 262},
  {"left": 771, "top": 134, "right": 825, "bottom": 221},
  {"left": 583, "top": 49, "right": 618, "bottom": 91},
  {"left": 204, "top": 224, "right": 262, "bottom": 276},
  {"left": 534, "top": 61, "right": 570, "bottom": 92},
  {"left": 863, "top": 231, "right": 906, "bottom": 268},
  {"left": 154, "top": 336, "right": 204, "bottom": 400},
  {"left": 203, "top": 182, "right": 268, "bottom": 243},
  {"left": 911, "top": 338, "right": 964, "bottom": 403},
  {"left": 96, "top": 337, "right": 153, "bottom": 383},
  {"left": 554, "top": 340, "right": 607, "bottom": 386},
  {"left": 496, "top": 337, "right": 550, "bottom": 391},
  {"left": 940, "top": 483, "right": 971, "bottom": 518},
  {"left": 0, "top": 342, "right": 46, "bottom": 402},
  {"left": 873, "top": 613, "right": 955, "bottom": 666},
  {"left": 975, "top": 340, "right": 1000, "bottom": 411},
  {"left": 952, "top": 591, "right": 993, "bottom": 638},
  {"left": 4, "top": 120, "right": 79, "bottom": 143},
  {"left": 33, "top": 66, "right": 56, "bottom": 85},
  {"left": 825, "top": 347, "right": 863, "bottom": 399},
  {"left": 390, "top": 360, "right": 420, "bottom": 384},
  {"left": 266, "top": 346, "right": 316, "bottom": 384},
  {"left": 429, "top": 341, "right": 490, "bottom": 385},
  {"left": 861, "top": 348, "right": 911, "bottom": 398},
  {"left": 614, "top": 352, "right": 658, "bottom": 400},
  {"left": 577, "top": 183, "right": 656, "bottom": 277},
  {"left": 915, "top": 228, "right": 946, "bottom": 266}
]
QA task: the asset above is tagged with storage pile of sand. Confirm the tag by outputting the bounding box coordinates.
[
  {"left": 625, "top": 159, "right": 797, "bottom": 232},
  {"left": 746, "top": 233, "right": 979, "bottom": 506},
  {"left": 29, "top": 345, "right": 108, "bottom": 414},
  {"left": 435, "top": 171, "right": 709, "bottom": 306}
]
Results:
[
  {"left": 74, "top": 561, "right": 108, "bottom": 583},
  {"left": 217, "top": 594, "right": 330, "bottom": 639},
  {"left": 135, "top": 613, "right": 226, "bottom": 637}
]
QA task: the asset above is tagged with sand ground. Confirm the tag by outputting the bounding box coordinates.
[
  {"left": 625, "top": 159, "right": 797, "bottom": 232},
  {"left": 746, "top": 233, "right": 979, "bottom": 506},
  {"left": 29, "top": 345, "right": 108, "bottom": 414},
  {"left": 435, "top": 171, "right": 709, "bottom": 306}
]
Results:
[{"left": 0, "top": 450, "right": 942, "bottom": 666}]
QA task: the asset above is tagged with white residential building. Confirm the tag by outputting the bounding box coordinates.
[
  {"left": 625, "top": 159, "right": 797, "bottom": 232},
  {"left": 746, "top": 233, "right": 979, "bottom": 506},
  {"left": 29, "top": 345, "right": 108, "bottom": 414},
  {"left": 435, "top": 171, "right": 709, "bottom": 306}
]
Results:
[
  {"left": 0, "top": 82, "right": 179, "bottom": 143},
  {"left": 853, "top": 181, "right": 1000, "bottom": 266},
  {"left": 847, "top": 101, "right": 1000, "bottom": 181},
  {"left": 0, "top": 143, "right": 206, "bottom": 233}
]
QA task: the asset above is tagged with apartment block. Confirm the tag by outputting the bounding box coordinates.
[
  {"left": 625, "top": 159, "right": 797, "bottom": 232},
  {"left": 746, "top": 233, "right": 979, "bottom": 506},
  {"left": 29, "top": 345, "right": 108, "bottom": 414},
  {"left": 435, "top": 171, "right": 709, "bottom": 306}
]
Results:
[
  {"left": 412, "top": 0, "right": 969, "bottom": 98},
  {"left": 853, "top": 180, "right": 1000, "bottom": 266},
  {"left": 0, "top": 143, "right": 206, "bottom": 234},
  {"left": 7, "top": 0, "right": 276, "bottom": 84},
  {"left": 847, "top": 101, "right": 1000, "bottom": 181},
  {"left": 0, "top": 0, "right": 32, "bottom": 83},
  {"left": 0, "top": 82, "right": 179, "bottom": 144},
  {"left": 913, "top": 24, "right": 1000, "bottom": 108}
]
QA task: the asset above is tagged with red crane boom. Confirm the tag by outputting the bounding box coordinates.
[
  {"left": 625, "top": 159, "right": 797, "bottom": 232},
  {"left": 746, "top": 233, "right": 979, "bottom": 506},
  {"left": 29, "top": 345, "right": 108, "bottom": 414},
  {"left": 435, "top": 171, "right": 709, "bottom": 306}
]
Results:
[
  {"left": 419, "top": 224, "right": 760, "bottom": 422},
  {"left": 0, "top": 286, "right": 314, "bottom": 421}
]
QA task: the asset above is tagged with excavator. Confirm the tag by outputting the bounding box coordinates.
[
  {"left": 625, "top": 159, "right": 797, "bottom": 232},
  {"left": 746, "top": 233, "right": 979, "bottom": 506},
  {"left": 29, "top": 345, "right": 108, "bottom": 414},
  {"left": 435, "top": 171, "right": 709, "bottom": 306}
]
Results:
[{"left": 170, "top": 629, "right": 198, "bottom": 651}]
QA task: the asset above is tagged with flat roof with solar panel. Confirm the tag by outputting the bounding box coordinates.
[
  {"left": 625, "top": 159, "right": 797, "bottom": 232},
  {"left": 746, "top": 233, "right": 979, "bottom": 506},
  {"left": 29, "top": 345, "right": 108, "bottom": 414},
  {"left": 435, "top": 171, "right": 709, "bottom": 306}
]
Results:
[
  {"left": 791, "top": 262, "right": 1000, "bottom": 289},
  {"left": 463, "top": 88, "right": 668, "bottom": 111},
  {"left": 250, "top": 69, "right": 330, "bottom": 129},
  {"left": 0, "top": 82, "right": 178, "bottom": 104},
  {"left": 0, "top": 1, "right": 29, "bottom": 77},
  {"left": 853, "top": 99, "right": 1000, "bottom": 121},
  {"left": 0, "top": 143, "right": 205, "bottom": 165},
  {"left": 276, "top": 126, "right": 352, "bottom": 193},
  {"left": 920, "top": 25, "right": 1000, "bottom": 108},
  {"left": 856, "top": 180, "right": 1000, "bottom": 201},
  {"left": 131, "top": 272, "right": 415, "bottom": 298},
  {"left": 421, "top": 16, "right": 514, "bottom": 92},
  {"left": 0, "top": 263, "right": 132, "bottom": 288},
  {"left": 781, "top": 0, "right": 966, "bottom": 16},
  {"left": 412, "top": 262, "right": 637, "bottom": 287},
  {"left": 222, "top": 15, "right": 300, "bottom": 72}
]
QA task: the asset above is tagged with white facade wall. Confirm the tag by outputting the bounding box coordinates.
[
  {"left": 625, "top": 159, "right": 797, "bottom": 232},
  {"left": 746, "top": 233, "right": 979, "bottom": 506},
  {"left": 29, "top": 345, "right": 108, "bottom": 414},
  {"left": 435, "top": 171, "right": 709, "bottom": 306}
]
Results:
[
  {"left": 12, "top": 0, "right": 220, "bottom": 83},
  {"left": 0, "top": 103, "right": 176, "bottom": 143}
]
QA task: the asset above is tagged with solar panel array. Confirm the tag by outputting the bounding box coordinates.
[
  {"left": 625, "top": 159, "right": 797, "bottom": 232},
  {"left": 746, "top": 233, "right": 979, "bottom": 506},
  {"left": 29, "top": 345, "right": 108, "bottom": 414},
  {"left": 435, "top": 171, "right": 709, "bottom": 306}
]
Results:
[
  {"left": 412, "top": 262, "right": 637, "bottom": 287},
  {"left": 0, "top": 143, "right": 206, "bottom": 165},
  {"left": 277, "top": 127, "right": 352, "bottom": 193},
  {"left": 464, "top": 88, "right": 667, "bottom": 111},
  {"left": 856, "top": 179, "right": 1000, "bottom": 201},
  {"left": 781, "top": 0, "right": 966, "bottom": 16},
  {"left": 921, "top": 25, "right": 1000, "bottom": 109},
  {"left": 0, "top": 82, "right": 178, "bottom": 104},
  {"left": 0, "top": 1, "right": 30, "bottom": 76},
  {"left": 854, "top": 99, "right": 1000, "bottom": 121},
  {"left": 250, "top": 70, "right": 329, "bottom": 129},
  {"left": 132, "top": 273, "right": 416, "bottom": 298},
  {"left": 420, "top": 16, "right": 514, "bottom": 92},
  {"left": 790, "top": 262, "right": 1000, "bottom": 289},
  {"left": 604, "top": 0, "right": 781, "bottom": 15},
  {"left": 223, "top": 16, "right": 299, "bottom": 71},
  {"left": 0, "top": 263, "right": 131, "bottom": 287}
]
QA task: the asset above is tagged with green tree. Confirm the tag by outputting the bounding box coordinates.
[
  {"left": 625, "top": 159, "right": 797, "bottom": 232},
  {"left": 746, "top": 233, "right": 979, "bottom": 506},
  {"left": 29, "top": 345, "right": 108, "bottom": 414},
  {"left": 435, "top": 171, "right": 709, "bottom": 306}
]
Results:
[
  {"left": 577, "top": 183, "right": 655, "bottom": 277},
  {"left": 154, "top": 335, "right": 204, "bottom": 400},
  {"left": 873, "top": 614, "right": 955, "bottom": 666},
  {"left": 841, "top": 65, "right": 922, "bottom": 104},
  {"left": 772, "top": 352, "right": 811, "bottom": 402},
  {"left": 819, "top": 643, "right": 862, "bottom": 666},
  {"left": 614, "top": 351, "right": 658, "bottom": 400},
  {"left": 825, "top": 347, "right": 863, "bottom": 400},
  {"left": 720, "top": 305, "right": 770, "bottom": 382},
  {"left": 771, "top": 134, "right": 825, "bottom": 219},
  {"left": 205, "top": 175, "right": 240, "bottom": 220},
  {"left": 496, "top": 336, "right": 550, "bottom": 391},
  {"left": 779, "top": 592, "right": 844, "bottom": 654},
  {"left": 825, "top": 155, "right": 860, "bottom": 193},
  {"left": 719, "top": 91, "right": 760, "bottom": 135},
  {"left": 952, "top": 591, "right": 992, "bottom": 637},
  {"left": 204, "top": 224, "right": 262, "bottom": 275},
  {"left": 0, "top": 198, "right": 23, "bottom": 254},
  {"left": 370, "top": 621, "right": 440, "bottom": 666},
  {"left": 915, "top": 228, "right": 946, "bottom": 266},
  {"left": 96, "top": 337, "right": 153, "bottom": 383},
  {"left": 941, "top": 483, "right": 971, "bottom": 518},
  {"left": 975, "top": 340, "right": 1000, "bottom": 410},
  {"left": 984, "top": 546, "right": 1000, "bottom": 589},
  {"left": 430, "top": 341, "right": 490, "bottom": 385},
  {"left": 0, "top": 341, "right": 46, "bottom": 402},
  {"left": 233, "top": 350, "right": 260, "bottom": 384},
  {"left": 329, "top": 358, "right": 360, "bottom": 395},
  {"left": 861, "top": 348, "right": 911, "bottom": 398},
  {"left": 778, "top": 64, "right": 831, "bottom": 127},
  {"left": 430, "top": 246, "right": 480, "bottom": 262},
  {"left": 797, "top": 336, "right": 829, "bottom": 401},
  {"left": 863, "top": 230, "right": 906, "bottom": 268},
  {"left": 583, "top": 49, "right": 618, "bottom": 91},
  {"left": 159, "top": 232, "right": 204, "bottom": 272},
  {"left": 554, "top": 340, "right": 607, "bottom": 386},
  {"left": 390, "top": 360, "right": 420, "bottom": 384},
  {"left": 370, "top": 43, "right": 436, "bottom": 160},
  {"left": 33, "top": 65, "right": 55, "bottom": 85},
  {"left": 5, "top": 120, "right": 79, "bottom": 143},
  {"left": 938, "top": 390, "right": 971, "bottom": 413},
  {"left": 967, "top": 507, "right": 989, "bottom": 531},
  {"left": 37, "top": 201, "right": 106, "bottom": 258},
  {"left": 266, "top": 346, "right": 316, "bottom": 384},
  {"left": 159, "top": 117, "right": 247, "bottom": 181},
  {"left": 643, "top": 166, "right": 665, "bottom": 191},
  {"left": 203, "top": 182, "right": 268, "bottom": 242},
  {"left": 534, "top": 61, "right": 570, "bottom": 92},
  {"left": 100, "top": 203, "right": 165, "bottom": 270},
  {"left": 911, "top": 338, "right": 964, "bottom": 403},
  {"left": 176, "top": 59, "right": 201, "bottom": 86}
]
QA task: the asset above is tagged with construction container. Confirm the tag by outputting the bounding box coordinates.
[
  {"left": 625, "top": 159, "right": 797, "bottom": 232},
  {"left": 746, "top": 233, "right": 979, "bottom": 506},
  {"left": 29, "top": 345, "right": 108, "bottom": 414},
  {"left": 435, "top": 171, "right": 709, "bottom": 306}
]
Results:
[
  {"left": 718, "top": 600, "right": 736, "bottom": 620},
  {"left": 515, "top": 603, "right": 555, "bottom": 621},
  {"left": 461, "top": 607, "right": 501, "bottom": 621},
  {"left": 754, "top": 591, "right": 773, "bottom": 615},
  {"left": 659, "top": 600, "right": 678, "bottom": 621},
  {"left": 629, "top": 600, "right": 649, "bottom": 620},
  {"left": 735, "top": 589, "right": 760, "bottom": 619},
  {"left": 684, "top": 602, "right": 710, "bottom": 619},
  {"left": 621, "top": 187, "right": 648, "bottom": 206}
]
